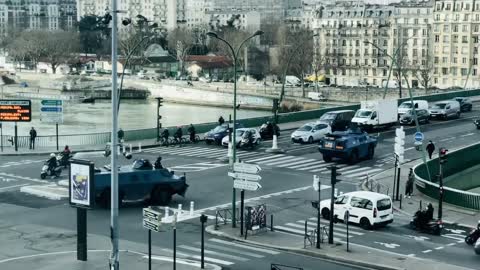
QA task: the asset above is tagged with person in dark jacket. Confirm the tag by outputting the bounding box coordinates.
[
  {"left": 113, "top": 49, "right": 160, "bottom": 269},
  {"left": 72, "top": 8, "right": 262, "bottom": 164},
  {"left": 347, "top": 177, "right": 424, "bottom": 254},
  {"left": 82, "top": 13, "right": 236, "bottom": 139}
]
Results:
[
  {"left": 29, "top": 127, "right": 37, "bottom": 149},
  {"left": 405, "top": 168, "right": 414, "bottom": 198},
  {"left": 218, "top": 116, "right": 225, "bottom": 126},
  {"left": 426, "top": 140, "right": 435, "bottom": 159},
  {"left": 187, "top": 124, "right": 196, "bottom": 142},
  {"left": 154, "top": 156, "right": 164, "bottom": 170},
  {"left": 118, "top": 128, "right": 125, "bottom": 143}
]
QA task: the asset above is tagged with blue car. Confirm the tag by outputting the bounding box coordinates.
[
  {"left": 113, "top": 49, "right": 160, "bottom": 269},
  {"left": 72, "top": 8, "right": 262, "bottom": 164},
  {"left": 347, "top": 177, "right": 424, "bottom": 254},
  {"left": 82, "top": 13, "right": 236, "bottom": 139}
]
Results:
[
  {"left": 318, "top": 129, "right": 377, "bottom": 164},
  {"left": 205, "top": 123, "right": 244, "bottom": 145}
]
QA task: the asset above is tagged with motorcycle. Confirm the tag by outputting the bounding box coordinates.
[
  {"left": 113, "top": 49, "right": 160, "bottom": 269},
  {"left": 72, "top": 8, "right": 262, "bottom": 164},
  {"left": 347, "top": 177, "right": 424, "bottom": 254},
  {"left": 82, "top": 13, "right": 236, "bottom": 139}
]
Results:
[
  {"left": 475, "top": 240, "right": 480, "bottom": 255},
  {"left": 259, "top": 123, "right": 280, "bottom": 140},
  {"left": 409, "top": 210, "right": 443, "bottom": 235},
  {"left": 57, "top": 153, "right": 72, "bottom": 168},
  {"left": 40, "top": 160, "right": 62, "bottom": 179},
  {"left": 465, "top": 228, "right": 480, "bottom": 245},
  {"left": 474, "top": 119, "right": 480, "bottom": 129},
  {"left": 239, "top": 135, "right": 259, "bottom": 149}
]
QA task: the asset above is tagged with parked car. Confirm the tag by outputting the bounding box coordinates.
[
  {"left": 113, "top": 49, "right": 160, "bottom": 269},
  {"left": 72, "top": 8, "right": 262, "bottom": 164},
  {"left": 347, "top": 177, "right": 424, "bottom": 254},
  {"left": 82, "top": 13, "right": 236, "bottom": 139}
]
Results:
[
  {"left": 318, "top": 128, "right": 377, "bottom": 164},
  {"left": 429, "top": 100, "right": 461, "bottom": 119},
  {"left": 318, "top": 110, "right": 355, "bottom": 132},
  {"left": 205, "top": 123, "right": 244, "bottom": 145},
  {"left": 398, "top": 100, "right": 429, "bottom": 118},
  {"left": 319, "top": 191, "right": 393, "bottom": 230},
  {"left": 453, "top": 97, "right": 473, "bottom": 112},
  {"left": 399, "top": 109, "right": 430, "bottom": 125},
  {"left": 291, "top": 122, "right": 331, "bottom": 144},
  {"left": 221, "top": 128, "right": 261, "bottom": 147}
]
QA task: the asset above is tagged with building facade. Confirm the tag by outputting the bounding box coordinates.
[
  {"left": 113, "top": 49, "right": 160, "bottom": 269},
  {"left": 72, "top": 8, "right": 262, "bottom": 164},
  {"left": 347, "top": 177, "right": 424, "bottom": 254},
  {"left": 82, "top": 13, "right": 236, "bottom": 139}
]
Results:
[
  {"left": 77, "top": 0, "right": 186, "bottom": 31},
  {"left": 0, "top": 0, "right": 76, "bottom": 33}
]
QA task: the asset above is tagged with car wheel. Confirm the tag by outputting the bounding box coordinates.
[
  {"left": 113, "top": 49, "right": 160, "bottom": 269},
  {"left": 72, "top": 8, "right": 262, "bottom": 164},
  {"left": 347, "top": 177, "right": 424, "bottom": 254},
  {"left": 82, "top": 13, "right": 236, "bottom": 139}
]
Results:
[
  {"left": 360, "top": 217, "right": 372, "bottom": 230},
  {"left": 348, "top": 150, "right": 359, "bottom": 164},
  {"left": 321, "top": 208, "right": 330, "bottom": 220},
  {"left": 323, "top": 155, "right": 332, "bottom": 162},
  {"left": 456, "top": 112, "right": 461, "bottom": 119},
  {"left": 40, "top": 173, "right": 46, "bottom": 179},
  {"left": 308, "top": 136, "right": 313, "bottom": 144},
  {"left": 469, "top": 105, "right": 473, "bottom": 112},
  {"left": 206, "top": 140, "right": 212, "bottom": 145},
  {"left": 151, "top": 186, "right": 172, "bottom": 206},
  {"left": 367, "top": 145, "right": 375, "bottom": 160}
]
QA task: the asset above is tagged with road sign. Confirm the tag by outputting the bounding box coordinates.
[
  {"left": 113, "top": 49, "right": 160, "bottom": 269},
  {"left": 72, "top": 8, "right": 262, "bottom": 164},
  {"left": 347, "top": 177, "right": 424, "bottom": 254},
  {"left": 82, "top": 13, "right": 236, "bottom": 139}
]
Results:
[
  {"left": 228, "top": 171, "right": 262, "bottom": 181},
  {"left": 414, "top": 132, "right": 424, "bottom": 142},
  {"left": 40, "top": 99, "right": 63, "bottom": 123},
  {"left": 0, "top": 99, "right": 31, "bottom": 122},
  {"left": 233, "top": 179, "right": 261, "bottom": 191},
  {"left": 143, "top": 219, "right": 161, "bottom": 232},
  {"left": 233, "top": 163, "right": 261, "bottom": 174},
  {"left": 143, "top": 207, "right": 162, "bottom": 222}
]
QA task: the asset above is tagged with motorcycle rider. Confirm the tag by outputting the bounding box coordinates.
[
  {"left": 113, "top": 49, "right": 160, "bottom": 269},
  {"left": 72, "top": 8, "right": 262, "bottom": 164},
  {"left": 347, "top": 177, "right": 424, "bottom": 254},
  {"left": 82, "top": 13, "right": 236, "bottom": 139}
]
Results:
[
  {"left": 154, "top": 156, "right": 164, "bottom": 170},
  {"left": 174, "top": 126, "right": 183, "bottom": 142},
  {"left": 47, "top": 153, "right": 58, "bottom": 173},
  {"left": 243, "top": 130, "right": 254, "bottom": 147},
  {"left": 62, "top": 145, "right": 71, "bottom": 156},
  {"left": 161, "top": 129, "right": 170, "bottom": 142},
  {"left": 187, "top": 124, "right": 196, "bottom": 142}
]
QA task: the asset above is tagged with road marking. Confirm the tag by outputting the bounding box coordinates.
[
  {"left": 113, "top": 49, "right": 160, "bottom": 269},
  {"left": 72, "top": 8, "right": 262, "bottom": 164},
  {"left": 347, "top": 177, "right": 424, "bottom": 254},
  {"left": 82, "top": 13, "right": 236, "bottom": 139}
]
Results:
[
  {"left": 202, "top": 243, "right": 264, "bottom": 258},
  {"left": 447, "top": 243, "right": 456, "bottom": 246},
  {"left": 245, "top": 154, "right": 286, "bottom": 163},
  {"left": 0, "top": 184, "right": 29, "bottom": 191},
  {"left": 288, "top": 160, "right": 325, "bottom": 170},
  {"left": 276, "top": 158, "right": 317, "bottom": 167},
  {"left": 407, "top": 254, "right": 416, "bottom": 257},
  {"left": 178, "top": 245, "right": 249, "bottom": 261},
  {"left": 160, "top": 248, "right": 234, "bottom": 266},
  {"left": 442, "top": 234, "right": 465, "bottom": 242},
  {"left": 208, "top": 238, "right": 280, "bottom": 254},
  {"left": 460, "top": 132, "right": 475, "bottom": 137},
  {"left": 422, "top": 249, "right": 432, "bottom": 253},
  {"left": 262, "top": 156, "right": 307, "bottom": 166},
  {"left": 434, "top": 246, "right": 444, "bottom": 250},
  {"left": 373, "top": 241, "right": 400, "bottom": 249},
  {"left": 405, "top": 147, "right": 415, "bottom": 151},
  {"left": 342, "top": 168, "right": 383, "bottom": 178},
  {"left": 258, "top": 156, "right": 303, "bottom": 165},
  {"left": 0, "top": 173, "right": 49, "bottom": 184}
]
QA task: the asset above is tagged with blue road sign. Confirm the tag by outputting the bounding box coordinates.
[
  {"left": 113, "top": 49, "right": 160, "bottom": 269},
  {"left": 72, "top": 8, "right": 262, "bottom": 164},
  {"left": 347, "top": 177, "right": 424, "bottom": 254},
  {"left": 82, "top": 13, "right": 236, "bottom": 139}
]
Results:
[
  {"left": 40, "top": 107, "right": 62, "bottom": 112},
  {"left": 414, "top": 132, "right": 424, "bottom": 142}
]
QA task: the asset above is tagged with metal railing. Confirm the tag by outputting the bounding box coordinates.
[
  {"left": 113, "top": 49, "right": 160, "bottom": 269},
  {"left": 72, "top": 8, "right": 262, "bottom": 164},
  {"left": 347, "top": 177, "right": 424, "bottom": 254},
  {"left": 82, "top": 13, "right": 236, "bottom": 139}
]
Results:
[
  {"left": 271, "top": 264, "right": 303, "bottom": 270},
  {"left": 214, "top": 207, "right": 239, "bottom": 230}
]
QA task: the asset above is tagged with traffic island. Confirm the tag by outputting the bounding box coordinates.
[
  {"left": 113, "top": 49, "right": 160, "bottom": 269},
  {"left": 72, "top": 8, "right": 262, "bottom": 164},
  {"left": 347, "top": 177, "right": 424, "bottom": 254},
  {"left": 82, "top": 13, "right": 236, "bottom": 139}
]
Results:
[{"left": 206, "top": 224, "right": 473, "bottom": 270}]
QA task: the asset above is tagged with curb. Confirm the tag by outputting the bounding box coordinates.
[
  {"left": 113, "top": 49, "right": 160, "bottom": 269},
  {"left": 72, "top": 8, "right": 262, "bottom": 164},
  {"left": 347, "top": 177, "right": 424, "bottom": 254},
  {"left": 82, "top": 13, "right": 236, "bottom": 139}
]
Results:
[
  {"left": 205, "top": 225, "right": 401, "bottom": 270},
  {"left": 19, "top": 184, "right": 68, "bottom": 200}
]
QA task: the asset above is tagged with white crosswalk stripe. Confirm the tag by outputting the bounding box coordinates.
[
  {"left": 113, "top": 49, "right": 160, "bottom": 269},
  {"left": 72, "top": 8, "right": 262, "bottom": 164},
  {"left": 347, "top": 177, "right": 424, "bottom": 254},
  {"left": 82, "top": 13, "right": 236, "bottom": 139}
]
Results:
[
  {"left": 342, "top": 168, "right": 383, "bottom": 178},
  {"left": 168, "top": 162, "right": 226, "bottom": 172}
]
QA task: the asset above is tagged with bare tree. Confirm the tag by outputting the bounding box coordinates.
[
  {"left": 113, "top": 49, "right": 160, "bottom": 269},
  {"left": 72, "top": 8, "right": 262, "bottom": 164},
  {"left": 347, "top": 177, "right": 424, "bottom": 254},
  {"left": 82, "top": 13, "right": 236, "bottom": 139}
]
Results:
[
  {"left": 8, "top": 31, "right": 47, "bottom": 71},
  {"left": 167, "top": 28, "right": 195, "bottom": 76},
  {"left": 42, "top": 31, "right": 81, "bottom": 74},
  {"left": 413, "top": 55, "right": 434, "bottom": 94}
]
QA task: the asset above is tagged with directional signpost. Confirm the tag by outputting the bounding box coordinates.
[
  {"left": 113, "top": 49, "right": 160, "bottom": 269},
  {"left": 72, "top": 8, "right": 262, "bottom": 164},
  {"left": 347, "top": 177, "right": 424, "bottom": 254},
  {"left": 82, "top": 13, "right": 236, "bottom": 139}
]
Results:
[
  {"left": 230, "top": 162, "right": 262, "bottom": 236},
  {"left": 40, "top": 99, "right": 63, "bottom": 150},
  {"left": 143, "top": 207, "right": 162, "bottom": 270}
]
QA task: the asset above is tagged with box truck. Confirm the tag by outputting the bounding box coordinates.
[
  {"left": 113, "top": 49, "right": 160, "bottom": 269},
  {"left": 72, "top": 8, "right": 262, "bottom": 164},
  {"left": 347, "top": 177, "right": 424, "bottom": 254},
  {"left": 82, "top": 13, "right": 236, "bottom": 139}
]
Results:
[{"left": 351, "top": 99, "right": 398, "bottom": 130}]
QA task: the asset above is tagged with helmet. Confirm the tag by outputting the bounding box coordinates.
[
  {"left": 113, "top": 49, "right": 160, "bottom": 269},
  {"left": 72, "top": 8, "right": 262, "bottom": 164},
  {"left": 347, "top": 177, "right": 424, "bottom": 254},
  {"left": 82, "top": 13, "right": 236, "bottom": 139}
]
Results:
[{"left": 50, "top": 153, "right": 56, "bottom": 157}]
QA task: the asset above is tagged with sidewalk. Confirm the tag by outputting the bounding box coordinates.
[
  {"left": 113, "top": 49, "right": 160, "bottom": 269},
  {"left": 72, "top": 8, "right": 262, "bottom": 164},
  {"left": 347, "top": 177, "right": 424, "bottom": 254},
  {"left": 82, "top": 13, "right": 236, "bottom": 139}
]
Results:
[
  {"left": 206, "top": 224, "right": 472, "bottom": 270},
  {"left": 0, "top": 222, "right": 220, "bottom": 270},
  {"left": 362, "top": 159, "right": 480, "bottom": 228}
]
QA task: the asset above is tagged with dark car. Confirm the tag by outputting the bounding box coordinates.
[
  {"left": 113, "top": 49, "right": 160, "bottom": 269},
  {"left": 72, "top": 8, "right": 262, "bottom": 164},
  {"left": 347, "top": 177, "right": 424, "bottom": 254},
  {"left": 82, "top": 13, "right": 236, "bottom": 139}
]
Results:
[
  {"left": 318, "top": 128, "right": 377, "bottom": 164},
  {"left": 399, "top": 109, "right": 430, "bottom": 125},
  {"left": 205, "top": 123, "right": 244, "bottom": 145},
  {"left": 453, "top": 97, "right": 473, "bottom": 112},
  {"left": 318, "top": 110, "right": 355, "bottom": 132}
]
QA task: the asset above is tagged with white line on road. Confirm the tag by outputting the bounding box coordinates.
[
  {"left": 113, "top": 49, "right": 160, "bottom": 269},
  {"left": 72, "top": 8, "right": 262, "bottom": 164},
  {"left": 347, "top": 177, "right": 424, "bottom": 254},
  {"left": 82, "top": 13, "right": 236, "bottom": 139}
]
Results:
[
  {"left": 178, "top": 245, "right": 249, "bottom": 261},
  {"left": 460, "top": 132, "right": 475, "bottom": 137},
  {"left": 422, "top": 249, "right": 432, "bottom": 253},
  {"left": 405, "top": 147, "right": 415, "bottom": 151},
  {"left": 0, "top": 184, "right": 29, "bottom": 191},
  {"left": 447, "top": 243, "right": 456, "bottom": 246},
  {"left": 208, "top": 238, "right": 280, "bottom": 254},
  {"left": 434, "top": 246, "right": 444, "bottom": 250}
]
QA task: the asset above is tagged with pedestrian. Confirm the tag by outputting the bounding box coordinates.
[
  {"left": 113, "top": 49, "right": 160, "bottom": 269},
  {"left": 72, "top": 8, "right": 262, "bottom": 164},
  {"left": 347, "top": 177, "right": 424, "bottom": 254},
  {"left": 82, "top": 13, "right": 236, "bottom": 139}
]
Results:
[
  {"left": 117, "top": 128, "right": 124, "bottom": 143},
  {"left": 218, "top": 116, "right": 225, "bottom": 126},
  {"left": 426, "top": 140, "right": 435, "bottom": 159},
  {"left": 29, "top": 127, "right": 37, "bottom": 150},
  {"left": 405, "top": 168, "right": 414, "bottom": 198}
]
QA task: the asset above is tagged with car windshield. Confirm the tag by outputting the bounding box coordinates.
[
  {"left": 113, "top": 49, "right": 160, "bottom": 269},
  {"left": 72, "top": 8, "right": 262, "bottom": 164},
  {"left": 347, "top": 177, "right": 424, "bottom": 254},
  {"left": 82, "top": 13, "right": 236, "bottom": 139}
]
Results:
[
  {"left": 236, "top": 130, "right": 245, "bottom": 137},
  {"left": 377, "top": 198, "right": 392, "bottom": 211},
  {"left": 297, "top": 125, "right": 313, "bottom": 131},
  {"left": 320, "top": 113, "right": 336, "bottom": 121},
  {"left": 431, "top": 103, "right": 446, "bottom": 109},
  {"left": 399, "top": 102, "right": 413, "bottom": 108},
  {"left": 212, "top": 126, "right": 226, "bottom": 133},
  {"left": 355, "top": 110, "right": 372, "bottom": 118}
]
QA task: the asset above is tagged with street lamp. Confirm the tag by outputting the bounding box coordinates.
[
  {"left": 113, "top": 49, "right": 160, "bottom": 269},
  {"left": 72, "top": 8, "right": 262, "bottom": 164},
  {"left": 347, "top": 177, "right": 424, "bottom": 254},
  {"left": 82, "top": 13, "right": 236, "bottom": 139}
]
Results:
[
  {"left": 464, "top": 43, "right": 480, "bottom": 89},
  {"left": 206, "top": 30, "right": 263, "bottom": 227}
]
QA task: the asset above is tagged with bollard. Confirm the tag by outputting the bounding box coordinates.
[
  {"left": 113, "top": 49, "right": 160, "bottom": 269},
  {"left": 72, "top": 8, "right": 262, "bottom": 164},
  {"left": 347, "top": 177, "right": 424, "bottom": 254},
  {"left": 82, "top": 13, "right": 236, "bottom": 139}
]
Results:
[
  {"left": 400, "top": 194, "right": 403, "bottom": 209},
  {"left": 190, "top": 201, "right": 194, "bottom": 216},
  {"left": 339, "top": 191, "right": 344, "bottom": 196},
  {"left": 117, "top": 146, "right": 121, "bottom": 155},
  {"left": 129, "top": 144, "right": 132, "bottom": 153},
  {"left": 270, "top": 214, "right": 274, "bottom": 232},
  {"left": 122, "top": 145, "right": 126, "bottom": 154},
  {"left": 165, "top": 207, "right": 170, "bottom": 218},
  {"left": 138, "top": 142, "right": 142, "bottom": 152},
  {"left": 178, "top": 204, "right": 182, "bottom": 216},
  {"left": 419, "top": 200, "right": 422, "bottom": 210},
  {"left": 334, "top": 188, "right": 338, "bottom": 197}
]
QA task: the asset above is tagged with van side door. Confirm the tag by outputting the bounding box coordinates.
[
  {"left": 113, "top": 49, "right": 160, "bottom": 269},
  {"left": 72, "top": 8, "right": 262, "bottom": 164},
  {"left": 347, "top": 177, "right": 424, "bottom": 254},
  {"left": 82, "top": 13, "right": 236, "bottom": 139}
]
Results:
[{"left": 348, "top": 196, "right": 374, "bottom": 224}]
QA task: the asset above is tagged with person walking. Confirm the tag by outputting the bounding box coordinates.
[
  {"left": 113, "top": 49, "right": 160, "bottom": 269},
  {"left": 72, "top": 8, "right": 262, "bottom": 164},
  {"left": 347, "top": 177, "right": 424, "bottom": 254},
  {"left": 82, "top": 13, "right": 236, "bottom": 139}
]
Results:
[
  {"left": 218, "top": 116, "right": 225, "bottom": 126},
  {"left": 117, "top": 128, "right": 124, "bottom": 143},
  {"left": 426, "top": 140, "right": 435, "bottom": 159},
  {"left": 405, "top": 168, "right": 414, "bottom": 198},
  {"left": 29, "top": 127, "right": 37, "bottom": 150}
]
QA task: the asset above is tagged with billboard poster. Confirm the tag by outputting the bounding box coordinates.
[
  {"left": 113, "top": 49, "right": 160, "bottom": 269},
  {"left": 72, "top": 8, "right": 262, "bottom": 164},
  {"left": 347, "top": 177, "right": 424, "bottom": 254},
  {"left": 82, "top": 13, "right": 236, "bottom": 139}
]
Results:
[
  {"left": 246, "top": 204, "right": 267, "bottom": 231},
  {"left": 0, "top": 99, "right": 32, "bottom": 122},
  {"left": 69, "top": 160, "right": 94, "bottom": 208}
]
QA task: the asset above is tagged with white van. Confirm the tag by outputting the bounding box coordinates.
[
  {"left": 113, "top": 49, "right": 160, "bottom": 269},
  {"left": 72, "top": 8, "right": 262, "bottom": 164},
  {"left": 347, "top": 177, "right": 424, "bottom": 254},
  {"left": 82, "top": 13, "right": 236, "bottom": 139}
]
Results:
[
  {"left": 398, "top": 100, "right": 429, "bottom": 117},
  {"left": 307, "top": 92, "right": 326, "bottom": 101},
  {"left": 319, "top": 191, "right": 393, "bottom": 229}
]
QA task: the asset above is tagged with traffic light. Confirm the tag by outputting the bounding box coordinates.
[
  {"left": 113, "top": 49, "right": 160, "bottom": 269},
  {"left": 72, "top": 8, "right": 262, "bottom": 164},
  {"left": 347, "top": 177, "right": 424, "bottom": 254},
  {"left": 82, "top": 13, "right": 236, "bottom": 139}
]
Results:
[
  {"left": 330, "top": 165, "right": 341, "bottom": 186},
  {"left": 157, "top": 97, "right": 164, "bottom": 107},
  {"left": 394, "top": 126, "right": 405, "bottom": 163},
  {"left": 439, "top": 148, "right": 448, "bottom": 164}
]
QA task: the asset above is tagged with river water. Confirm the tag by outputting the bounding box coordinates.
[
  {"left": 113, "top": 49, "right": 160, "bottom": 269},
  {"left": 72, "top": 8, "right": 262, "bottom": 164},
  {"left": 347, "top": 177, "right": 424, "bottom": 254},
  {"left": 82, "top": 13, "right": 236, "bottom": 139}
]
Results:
[{"left": 1, "top": 99, "right": 270, "bottom": 136}]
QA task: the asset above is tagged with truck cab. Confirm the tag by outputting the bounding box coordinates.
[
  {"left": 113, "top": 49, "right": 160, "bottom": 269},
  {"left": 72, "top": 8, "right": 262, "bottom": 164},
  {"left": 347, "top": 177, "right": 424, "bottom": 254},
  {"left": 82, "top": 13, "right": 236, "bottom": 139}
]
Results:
[
  {"left": 318, "top": 129, "right": 377, "bottom": 164},
  {"left": 351, "top": 99, "right": 398, "bottom": 131}
]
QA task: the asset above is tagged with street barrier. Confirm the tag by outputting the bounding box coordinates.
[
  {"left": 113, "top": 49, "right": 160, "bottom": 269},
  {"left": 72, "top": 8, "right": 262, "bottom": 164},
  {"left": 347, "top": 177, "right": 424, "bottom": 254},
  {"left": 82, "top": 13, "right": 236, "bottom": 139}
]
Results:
[
  {"left": 2, "top": 88, "right": 480, "bottom": 149},
  {"left": 414, "top": 142, "right": 480, "bottom": 210}
]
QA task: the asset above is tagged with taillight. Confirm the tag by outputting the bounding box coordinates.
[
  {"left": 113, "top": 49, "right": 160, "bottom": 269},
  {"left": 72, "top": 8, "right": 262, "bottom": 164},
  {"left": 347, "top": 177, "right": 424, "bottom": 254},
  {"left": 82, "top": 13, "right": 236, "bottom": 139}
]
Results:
[{"left": 373, "top": 208, "right": 377, "bottom": 218}]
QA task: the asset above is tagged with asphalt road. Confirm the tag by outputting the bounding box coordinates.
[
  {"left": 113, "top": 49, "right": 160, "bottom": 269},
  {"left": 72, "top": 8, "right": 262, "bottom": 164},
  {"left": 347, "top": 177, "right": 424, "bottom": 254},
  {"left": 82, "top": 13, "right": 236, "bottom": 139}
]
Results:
[{"left": 0, "top": 105, "right": 479, "bottom": 269}]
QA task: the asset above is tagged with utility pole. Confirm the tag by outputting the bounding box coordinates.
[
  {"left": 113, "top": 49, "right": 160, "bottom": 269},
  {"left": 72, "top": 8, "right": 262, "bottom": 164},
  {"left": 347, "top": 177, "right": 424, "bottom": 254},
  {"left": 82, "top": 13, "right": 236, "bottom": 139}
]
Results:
[
  {"left": 328, "top": 165, "right": 340, "bottom": 244},
  {"left": 156, "top": 97, "right": 163, "bottom": 141},
  {"left": 438, "top": 148, "right": 448, "bottom": 220}
]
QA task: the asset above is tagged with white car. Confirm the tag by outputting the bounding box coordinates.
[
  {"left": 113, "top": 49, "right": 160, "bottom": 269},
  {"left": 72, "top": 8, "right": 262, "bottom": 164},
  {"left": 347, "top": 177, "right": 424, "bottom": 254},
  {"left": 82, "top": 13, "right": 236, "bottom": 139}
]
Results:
[
  {"left": 221, "top": 128, "right": 261, "bottom": 147},
  {"left": 319, "top": 191, "right": 393, "bottom": 229},
  {"left": 291, "top": 122, "right": 331, "bottom": 144}
]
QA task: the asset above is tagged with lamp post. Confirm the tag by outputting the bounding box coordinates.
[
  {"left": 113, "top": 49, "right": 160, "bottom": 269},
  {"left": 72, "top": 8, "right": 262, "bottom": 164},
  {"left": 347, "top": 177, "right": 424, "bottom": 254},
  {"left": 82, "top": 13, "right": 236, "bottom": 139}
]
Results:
[
  {"left": 206, "top": 30, "right": 264, "bottom": 227},
  {"left": 464, "top": 43, "right": 480, "bottom": 90}
]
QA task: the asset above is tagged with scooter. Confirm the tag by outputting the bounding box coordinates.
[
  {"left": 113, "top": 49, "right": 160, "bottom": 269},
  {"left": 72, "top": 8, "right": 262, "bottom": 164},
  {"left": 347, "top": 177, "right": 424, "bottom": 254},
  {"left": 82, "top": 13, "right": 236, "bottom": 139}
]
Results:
[
  {"left": 57, "top": 153, "right": 72, "bottom": 168},
  {"left": 409, "top": 211, "right": 443, "bottom": 235},
  {"left": 239, "top": 136, "right": 259, "bottom": 150},
  {"left": 40, "top": 161, "right": 62, "bottom": 179},
  {"left": 474, "top": 119, "right": 480, "bottom": 129},
  {"left": 465, "top": 228, "right": 480, "bottom": 245},
  {"left": 259, "top": 123, "right": 280, "bottom": 140}
]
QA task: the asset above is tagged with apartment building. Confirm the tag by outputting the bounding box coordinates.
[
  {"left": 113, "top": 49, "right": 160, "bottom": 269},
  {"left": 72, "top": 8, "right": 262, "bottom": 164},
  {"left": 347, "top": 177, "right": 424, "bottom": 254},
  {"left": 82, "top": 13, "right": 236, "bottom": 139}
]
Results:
[
  {"left": 77, "top": 0, "right": 186, "bottom": 30},
  {"left": 0, "top": 0, "right": 76, "bottom": 34},
  {"left": 432, "top": 0, "right": 480, "bottom": 88}
]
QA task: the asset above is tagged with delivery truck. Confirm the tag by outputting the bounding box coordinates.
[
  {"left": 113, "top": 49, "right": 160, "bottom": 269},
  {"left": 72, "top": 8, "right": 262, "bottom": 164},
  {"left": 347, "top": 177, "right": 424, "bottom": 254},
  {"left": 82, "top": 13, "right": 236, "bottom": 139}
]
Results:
[{"left": 351, "top": 99, "right": 398, "bottom": 131}]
